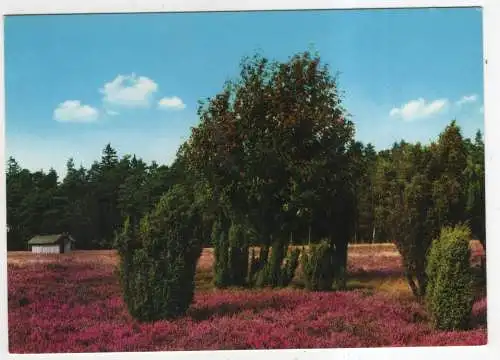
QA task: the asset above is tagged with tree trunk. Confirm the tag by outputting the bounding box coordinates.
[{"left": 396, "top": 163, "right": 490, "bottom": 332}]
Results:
[
  {"left": 405, "top": 271, "right": 420, "bottom": 298},
  {"left": 415, "top": 271, "right": 427, "bottom": 298}
]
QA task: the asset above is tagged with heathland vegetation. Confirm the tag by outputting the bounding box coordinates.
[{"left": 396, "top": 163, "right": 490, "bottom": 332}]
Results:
[{"left": 7, "top": 51, "right": 486, "bottom": 350}]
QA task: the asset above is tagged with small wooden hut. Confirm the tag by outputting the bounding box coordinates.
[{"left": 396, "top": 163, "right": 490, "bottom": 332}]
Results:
[{"left": 28, "top": 233, "right": 76, "bottom": 254}]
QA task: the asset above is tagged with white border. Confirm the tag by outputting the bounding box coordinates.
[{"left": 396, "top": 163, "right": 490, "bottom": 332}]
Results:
[
  {"left": 1, "top": 1, "right": 498, "bottom": 360},
  {"left": 0, "top": 0, "right": 486, "bottom": 15}
]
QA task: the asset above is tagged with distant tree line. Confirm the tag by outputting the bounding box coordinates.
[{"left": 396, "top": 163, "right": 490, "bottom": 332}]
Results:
[
  {"left": 5, "top": 109, "right": 485, "bottom": 256},
  {"left": 6, "top": 147, "right": 183, "bottom": 250}
]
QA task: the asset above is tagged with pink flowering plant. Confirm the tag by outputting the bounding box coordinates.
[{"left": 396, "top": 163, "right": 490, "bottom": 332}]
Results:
[{"left": 8, "top": 244, "right": 486, "bottom": 353}]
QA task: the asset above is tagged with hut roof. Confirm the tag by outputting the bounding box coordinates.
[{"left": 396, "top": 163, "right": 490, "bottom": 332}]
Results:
[{"left": 28, "top": 234, "right": 76, "bottom": 245}]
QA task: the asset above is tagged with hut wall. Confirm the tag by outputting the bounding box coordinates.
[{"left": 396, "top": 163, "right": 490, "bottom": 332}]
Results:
[{"left": 32, "top": 245, "right": 61, "bottom": 254}]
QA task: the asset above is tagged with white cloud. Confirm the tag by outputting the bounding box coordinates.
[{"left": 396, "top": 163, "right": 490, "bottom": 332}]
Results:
[
  {"left": 106, "top": 109, "right": 120, "bottom": 116},
  {"left": 158, "top": 96, "right": 186, "bottom": 110},
  {"left": 456, "top": 94, "right": 478, "bottom": 106},
  {"left": 389, "top": 98, "right": 448, "bottom": 121},
  {"left": 480, "top": 106, "right": 484, "bottom": 114},
  {"left": 53, "top": 100, "right": 99, "bottom": 123},
  {"left": 100, "top": 73, "right": 158, "bottom": 107}
]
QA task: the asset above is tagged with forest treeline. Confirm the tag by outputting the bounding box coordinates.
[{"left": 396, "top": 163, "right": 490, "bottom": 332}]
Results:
[
  {"left": 5, "top": 120, "right": 485, "bottom": 253},
  {"left": 6, "top": 53, "right": 485, "bottom": 255},
  {"left": 7, "top": 123, "right": 485, "bottom": 251}
]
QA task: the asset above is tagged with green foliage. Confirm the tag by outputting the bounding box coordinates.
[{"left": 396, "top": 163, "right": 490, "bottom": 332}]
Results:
[
  {"left": 350, "top": 142, "right": 378, "bottom": 243},
  {"left": 184, "top": 50, "right": 356, "bottom": 288},
  {"left": 249, "top": 246, "right": 269, "bottom": 286},
  {"left": 212, "top": 218, "right": 231, "bottom": 288},
  {"left": 115, "top": 185, "right": 202, "bottom": 322},
  {"left": 248, "top": 244, "right": 300, "bottom": 288},
  {"left": 252, "top": 266, "right": 269, "bottom": 288},
  {"left": 301, "top": 240, "right": 337, "bottom": 291},
  {"left": 228, "top": 221, "right": 249, "bottom": 286},
  {"left": 465, "top": 130, "right": 485, "bottom": 251},
  {"left": 279, "top": 248, "right": 301, "bottom": 287},
  {"left": 213, "top": 217, "right": 251, "bottom": 288},
  {"left": 266, "top": 239, "right": 287, "bottom": 287},
  {"left": 425, "top": 224, "right": 474, "bottom": 330},
  {"left": 374, "top": 122, "right": 472, "bottom": 298},
  {"left": 212, "top": 220, "right": 229, "bottom": 288}
]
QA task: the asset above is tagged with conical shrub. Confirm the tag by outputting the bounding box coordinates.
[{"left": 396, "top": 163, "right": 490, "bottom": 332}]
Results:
[
  {"left": 426, "top": 224, "right": 475, "bottom": 330},
  {"left": 301, "top": 240, "right": 337, "bottom": 291},
  {"left": 213, "top": 217, "right": 231, "bottom": 288},
  {"left": 228, "top": 221, "right": 249, "bottom": 286},
  {"left": 115, "top": 184, "right": 202, "bottom": 322}
]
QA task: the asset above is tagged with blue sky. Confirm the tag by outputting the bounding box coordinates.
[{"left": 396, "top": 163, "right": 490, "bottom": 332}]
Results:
[{"left": 4, "top": 7, "right": 484, "bottom": 178}]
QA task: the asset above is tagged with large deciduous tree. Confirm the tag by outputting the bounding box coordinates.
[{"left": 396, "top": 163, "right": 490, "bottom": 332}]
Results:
[{"left": 185, "top": 51, "right": 356, "bottom": 288}]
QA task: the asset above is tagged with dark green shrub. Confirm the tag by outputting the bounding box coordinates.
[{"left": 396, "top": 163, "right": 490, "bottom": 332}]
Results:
[
  {"left": 115, "top": 217, "right": 135, "bottom": 312},
  {"left": 301, "top": 240, "right": 336, "bottom": 291},
  {"left": 212, "top": 218, "right": 231, "bottom": 288},
  {"left": 249, "top": 245, "right": 269, "bottom": 285},
  {"left": 228, "top": 222, "right": 249, "bottom": 286},
  {"left": 279, "top": 248, "right": 301, "bottom": 287},
  {"left": 248, "top": 244, "right": 300, "bottom": 288},
  {"left": 115, "top": 185, "right": 202, "bottom": 322},
  {"left": 253, "top": 266, "right": 269, "bottom": 288},
  {"left": 425, "top": 224, "right": 474, "bottom": 330},
  {"left": 213, "top": 218, "right": 251, "bottom": 288},
  {"left": 266, "top": 239, "right": 286, "bottom": 287}
]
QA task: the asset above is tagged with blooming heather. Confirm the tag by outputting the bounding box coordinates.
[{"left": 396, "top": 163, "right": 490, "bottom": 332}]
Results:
[{"left": 8, "top": 256, "right": 486, "bottom": 353}]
